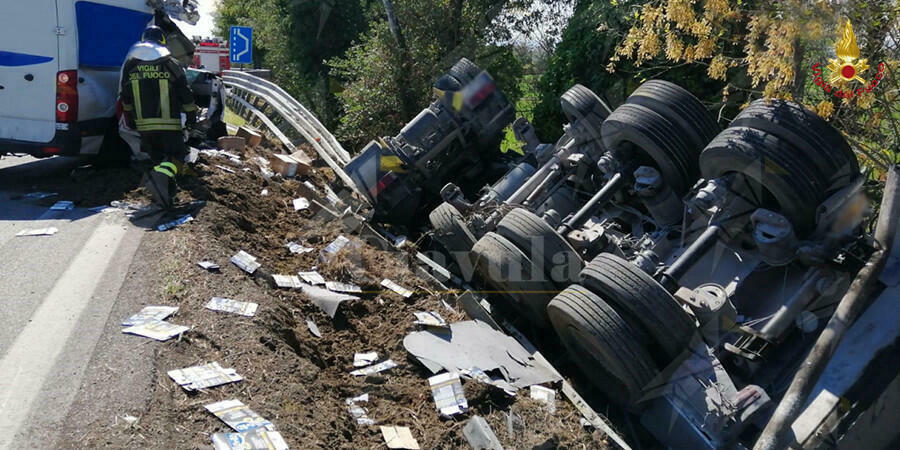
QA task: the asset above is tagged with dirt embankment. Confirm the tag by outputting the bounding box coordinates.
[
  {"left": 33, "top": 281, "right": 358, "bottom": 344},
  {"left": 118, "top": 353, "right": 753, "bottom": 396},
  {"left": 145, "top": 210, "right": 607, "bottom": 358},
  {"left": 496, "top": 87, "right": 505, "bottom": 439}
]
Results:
[{"left": 67, "top": 144, "right": 606, "bottom": 449}]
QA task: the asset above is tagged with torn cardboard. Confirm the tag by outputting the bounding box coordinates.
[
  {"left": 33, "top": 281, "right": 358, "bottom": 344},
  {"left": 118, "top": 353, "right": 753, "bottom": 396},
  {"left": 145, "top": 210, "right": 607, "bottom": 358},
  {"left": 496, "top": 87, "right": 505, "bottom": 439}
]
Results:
[
  {"left": 350, "top": 360, "right": 397, "bottom": 376},
  {"left": 121, "top": 306, "right": 178, "bottom": 327},
  {"left": 382, "top": 279, "right": 413, "bottom": 298},
  {"left": 168, "top": 362, "right": 243, "bottom": 391},
  {"left": 380, "top": 426, "right": 420, "bottom": 450},
  {"left": 206, "top": 297, "right": 258, "bottom": 317},
  {"left": 429, "top": 372, "right": 468, "bottom": 417},
  {"left": 346, "top": 393, "right": 375, "bottom": 426},
  {"left": 122, "top": 319, "right": 189, "bottom": 341}
]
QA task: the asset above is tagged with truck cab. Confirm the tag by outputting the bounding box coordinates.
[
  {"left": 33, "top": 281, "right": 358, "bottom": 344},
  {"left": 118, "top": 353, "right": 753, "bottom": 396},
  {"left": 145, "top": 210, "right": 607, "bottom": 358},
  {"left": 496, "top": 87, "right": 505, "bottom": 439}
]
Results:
[{"left": 0, "top": 0, "right": 198, "bottom": 158}]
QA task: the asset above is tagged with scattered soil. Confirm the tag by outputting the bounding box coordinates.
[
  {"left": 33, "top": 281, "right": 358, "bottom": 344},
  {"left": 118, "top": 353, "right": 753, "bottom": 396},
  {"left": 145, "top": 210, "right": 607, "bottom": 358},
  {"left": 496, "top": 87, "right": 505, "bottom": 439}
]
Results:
[{"left": 65, "top": 144, "right": 608, "bottom": 449}]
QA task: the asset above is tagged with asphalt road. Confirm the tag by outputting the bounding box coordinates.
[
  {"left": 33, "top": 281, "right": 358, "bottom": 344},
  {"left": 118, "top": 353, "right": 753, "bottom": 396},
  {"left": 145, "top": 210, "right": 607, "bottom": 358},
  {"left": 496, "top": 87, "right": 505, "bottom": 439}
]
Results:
[{"left": 0, "top": 156, "right": 153, "bottom": 449}]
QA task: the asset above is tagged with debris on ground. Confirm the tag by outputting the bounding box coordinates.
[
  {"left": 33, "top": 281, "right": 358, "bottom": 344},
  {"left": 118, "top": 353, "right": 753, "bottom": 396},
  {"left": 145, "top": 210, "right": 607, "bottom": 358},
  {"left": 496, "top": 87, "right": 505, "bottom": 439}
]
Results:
[
  {"left": 23, "top": 191, "right": 58, "bottom": 199},
  {"left": 205, "top": 399, "right": 275, "bottom": 432},
  {"left": 463, "top": 416, "right": 504, "bottom": 450},
  {"left": 157, "top": 214, "right": 193, "bottom": 232},
  {"left": 121, "top": 319, "right": 189, "bottom": 341},
  {"left": 350, "top": 359, "right": 397, "bottom": 376},
  {"left": 346, "top": 394, "right": 375, "bottom": 426},
  {"left": 305, "top": 319, "right": 322, "bottom": 337},
  {"left": 529, "top": 385, "right": 556, "bottom": 414},
  {"left": 272, "top": 274, "right": 302, "bottom": 289},
  {"left": 382, "top": 278, "right": 413, "bottom": 298},
  {"left": 286, "top": 242, "right": 314, "bottom": 254},
  {"left": 168, "top": 362, "right": 243, "bottom": 391},
  {"left": 292, "top": 197, "right": 310, "bottom": 211},
  {"left": 211, "top": 429, "right": 289, "bottom": 450},
  {"left": 298, "top": 281, "right": 359, "bottom": 317},
  {"left": 49, "top": 200, "right": 75, "bottom": 210},
  {"left": 404, "top": 320, "right": 561, "bottom": 389},
  {"left": 325, "top": 281, "right": 362, "bottom": 294},
  {"left": 121, "top": 306, "right": 179, "bottom": 326},
  {"left": 319, "top": 235, "right": 355, "bottom": 262},
  {"left": 413, "top": 311, "right": 449, "bottom": 329},
  {"left": 429, "top": 372, "right": 468, "bottom": 417},
  {"left": 16, "top": 227, "right": 59, "bottom": 237},
  {"left": 205, "top": 297, "right": 259, "bottom": 317},
  {"left": 198, "top": 261, "right": 220, "bottom": 271},
  {"left": 297, "top": 271, "right": 325, "bottom": 285},
  {"left": 230, "top": 250, "right": 261, "bottom": 274},
  {"left": 353, "top": 352, "right": 379, "bottom": 367},
  {"left": 380, "top": 426, "right": 420, "bottom": 450}
]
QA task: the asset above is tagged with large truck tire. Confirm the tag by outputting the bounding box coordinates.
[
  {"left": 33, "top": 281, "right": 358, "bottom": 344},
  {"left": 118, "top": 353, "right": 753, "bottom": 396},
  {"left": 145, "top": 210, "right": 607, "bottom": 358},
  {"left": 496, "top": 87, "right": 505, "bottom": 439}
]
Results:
[
  {"left": 496, "top": 208, "right": 583, "bottom": 286},
  {"left": 625, "top": 80, "right": 719, "bottom": 152},
  {"left": 471, "top": 232, "right": 558, "bottom": 328},
  {"left": 429, "top": 202, "right": 477, "bottom": 273},
  {"left": 448, "top": 58, "right": 481, "bottom": 86},
  {"left": 580, "top": 253, "right": 696, "bottom": 365},
  {"left": 548, "top": 284, "right": 658, "bottom": 410},
  {"left": 561, "top": 84, "right": 613, "bottom": 125}
]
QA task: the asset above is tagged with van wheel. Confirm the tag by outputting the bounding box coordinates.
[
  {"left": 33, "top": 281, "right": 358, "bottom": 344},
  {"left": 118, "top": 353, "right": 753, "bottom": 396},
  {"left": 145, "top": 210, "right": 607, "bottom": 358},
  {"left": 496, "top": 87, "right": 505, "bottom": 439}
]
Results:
[
  {"left": 429, "top": 202, "right": 476, "bottom": 273},
  {"left": 548, "top": 284, "right": 658, "bottom": 410},
  {"left": 580, "top": 253, "right": 695, "bottom": 366},
  {"left": 496, "top": 208, "right": 583, "bottom": 286},
  {"left": 471, "top": 232, "right": 558, "bottom": 328}
]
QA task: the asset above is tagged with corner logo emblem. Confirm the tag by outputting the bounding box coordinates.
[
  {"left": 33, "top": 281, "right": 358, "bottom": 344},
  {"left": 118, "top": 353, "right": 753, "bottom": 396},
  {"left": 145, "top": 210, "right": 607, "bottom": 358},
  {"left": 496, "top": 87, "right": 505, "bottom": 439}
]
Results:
[{"left": 827, "top": 20, "right": 868, "bottom": 85}]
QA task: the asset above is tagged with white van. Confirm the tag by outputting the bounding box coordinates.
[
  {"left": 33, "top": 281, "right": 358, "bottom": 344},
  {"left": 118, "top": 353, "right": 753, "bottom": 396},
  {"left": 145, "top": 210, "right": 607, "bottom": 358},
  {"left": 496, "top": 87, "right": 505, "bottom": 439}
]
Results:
[{"left": 0, "top": 0, "right": 198, "bottom": 158}]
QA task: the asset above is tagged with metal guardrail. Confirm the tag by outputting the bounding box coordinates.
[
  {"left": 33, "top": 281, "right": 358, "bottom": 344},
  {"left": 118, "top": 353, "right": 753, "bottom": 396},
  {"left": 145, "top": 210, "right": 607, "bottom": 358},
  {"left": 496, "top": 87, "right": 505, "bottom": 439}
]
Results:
[{"left": 221, "top": 70, "right": 364, "bottom": 201}]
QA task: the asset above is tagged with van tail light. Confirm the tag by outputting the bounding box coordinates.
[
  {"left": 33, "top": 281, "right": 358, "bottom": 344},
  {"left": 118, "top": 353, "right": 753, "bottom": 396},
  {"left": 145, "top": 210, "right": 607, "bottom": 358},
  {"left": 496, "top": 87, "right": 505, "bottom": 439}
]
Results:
[{"left": 56, "top": 70, "right": 78, "bottom": 123}]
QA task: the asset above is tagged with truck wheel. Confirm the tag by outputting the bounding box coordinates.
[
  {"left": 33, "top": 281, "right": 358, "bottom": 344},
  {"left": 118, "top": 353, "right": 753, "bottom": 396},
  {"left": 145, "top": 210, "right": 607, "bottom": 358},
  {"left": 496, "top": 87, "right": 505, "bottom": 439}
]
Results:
[
  {"left": 449, "top": 58, "right": 481, "bottom": 85},
  {"left": 548, "top": 284, "right": 658, "bottom": 409},
  {"left": 580, "top": 253, "right": 695, "bottom": 365},
  {"left": 561, "top": 84, "right": 612, "bottom": 124},
  {"left": 471, "top": 232, "right": 558, "bottom": 328},
  {"left": 601, "top": 103, "right": 697, "bottom": 195},
  {"left": 699, "top": 126, "right": 826, "bottom": 236},
  {"left": 429, "top": 203, "right": 477, "bottom": 273},
  {"left": 626, "top": 80, "right": 719, "bottom": 152},
  {"left": 496, "top": 208, "right": 583, "bottom": 286},
  {"left": 729, "top": 99, "right": 858, "bottom": 195}
]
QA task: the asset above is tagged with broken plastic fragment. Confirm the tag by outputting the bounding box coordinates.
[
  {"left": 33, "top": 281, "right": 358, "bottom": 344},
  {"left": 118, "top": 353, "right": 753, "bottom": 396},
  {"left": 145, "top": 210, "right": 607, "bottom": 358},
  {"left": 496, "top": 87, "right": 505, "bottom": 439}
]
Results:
[
  {"left": 429, "top": 372, "right": 468, "bottom": 417},
  {"left": 380, "top": 426, "right": 420, "bottom": 450},
  {"left": 413, "top": 312, "right": 448, "bottom": 329},
  {"left": 354, "top": 352, "right": 379, "bottom": 367},
  {"left": 299, "top": 281, "right": 360, "bottom": 318},
  {"left": 231, "top": 250, "right": 261, "bottom": 274},
  {"left": 286, "top": 242, "right": 314, "bottom": 254},
  {"left": 326, "top": 281, "right": 362, "bottom": 294},
  {"left": 157, "top": 214, "right": 193, "bottom": 232},
  {"left": 198, "top": 261, "right": 220, "bottom": 271},
  {"left": 298, "top": 271, "right": 326, "bottom": 285},
  {"left": 463, "top": 416, "right": 503, "bottom": 450},
  {"left": 205, "top": 399, "right": 275, "bottom": 432},
  {"left": 211, "top": 429, "right": 289, "bottom": 450},
  {"left": 121, "top": 319, "right": 189, "bottom": 341},
  {"left": 16, "top": 227, "right": 58, "bottom": 237},
  {"left": 206, "top": 297, "right": 258, "bottom": 317},
  {"left": 121, "top": 306, "right": 178, "bottom": 327},
  {"left": 350, "top": 359, "right": 397, "bottom": 376},
  {"left": 346, "top": 394, "right": 375, "bottom": 426},
  {"left": 529, "top": 385, "right": 556, "bottom": 413},
  {"left": 306, "top": 319, "right": 322, "bottom": 337},
  {"left": 168, "top": 362, "right": 243, "bottom": 391},
  {"left": 272, "top": 274, "right": 303, "bottom": 289},
  {"left": 382, "top": 279, "right": 413, "bottom": 298},
  {"left": 23, "top": 191, "right": 58, "bottom": 199},
  {"left": 292, "top": 197, "right": 310, "bottom": 211}
]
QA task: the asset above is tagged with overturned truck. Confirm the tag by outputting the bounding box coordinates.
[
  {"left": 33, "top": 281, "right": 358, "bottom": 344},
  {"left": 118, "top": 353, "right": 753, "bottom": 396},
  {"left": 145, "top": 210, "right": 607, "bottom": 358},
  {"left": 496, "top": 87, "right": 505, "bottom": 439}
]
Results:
[{"left": 343, "top": 59, "right": 899, "bottom": 448}]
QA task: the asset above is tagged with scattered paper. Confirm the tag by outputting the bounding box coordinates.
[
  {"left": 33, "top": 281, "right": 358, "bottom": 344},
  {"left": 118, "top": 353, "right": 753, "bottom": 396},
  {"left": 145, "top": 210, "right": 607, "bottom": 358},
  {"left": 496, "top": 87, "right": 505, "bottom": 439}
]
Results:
[
  {"left": 354, "top": 352, "right": 379, "bottom": 367},
  {"left": 306, "top": 319, "right": 322, "bottom": 337},
  {"left": 272, "top": 275, "right": 302, "bottom": 289},
  {"left": 460, "top": 367, "right": 517, "bottom": 396},
  {"left": 286, "top": 242, "right": 314, "bottom": 254},
  {"left": 530, "top": 385, "right": 556, "bottom": 413},
  {"left": 205, "top": 399, "right": 275, "bottom": 432},
  {"left": 298, "top": 281, "right": 360, "bottom": 318},
  {"left": 16, "top": 227, "right": 58, "bottom": 237},
  {"left": 350, "top": 360, "right": 397, "bottom": 377},
  {"left": 216, "top": 164, "right": 236, "bottom": 173},
  {"left": 429, "top": 372, "right": 468, "bottom": 417},
  {"left": 413, "top": 312, "right": 448, "bottom": 329},
  {"left": 122, "top": 319, "right": 189, "bottom": 341},
  {"left": 231, "top": 251, "right": 261, "bottom": 274},
  {"left": 121, "top": 306, "right": 178, "bottom": 327},
  {"left": 326, "top": 281, "right": 362, "bottom": 294},
  {"left": 198, "top": 261, "right": 221, "bottom": 271},
  {"left": 319, "top": 235, "right": 358, "bottom": 262},
  {"left": 23, "top": 191, "right": 57, "bottom": 199},
  {"left": 260, "top": 189, "right": 269, "bottom": 197},
  {"left": 211, "top": 429, "right": 289, "bottom": 450},
  {"left": 382, "top": 279, "right": 413, "bottom": 298},
  {"left": 50, "top": 200, "right": 75, "bottom": 210},
  {"left": 298, "top": 271, "right": 326, "bottom": 285},
  {"left": 168, "top": 362, "right": 243, "bottom": 391},
  {"left": 380, "top": 426, "right": 420, "bottom": 450},
  {"left": 346, "top": 394, "right": 375, "bottom": 426},
  {"left": 206, "top": 297, "right": 259, "bottom": 317},
  {"left": 292, "top": 197, "right": 310, "bottom": 211},
  {"left": 157, "top": 214, "right": 193, "bottom": 232}
]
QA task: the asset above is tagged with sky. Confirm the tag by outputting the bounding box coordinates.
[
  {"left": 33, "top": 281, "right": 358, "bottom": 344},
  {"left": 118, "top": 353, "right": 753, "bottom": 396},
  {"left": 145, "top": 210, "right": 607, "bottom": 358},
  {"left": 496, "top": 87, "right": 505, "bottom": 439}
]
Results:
[{"left": 174, "top": 0, "right": 219, "bottom": 39}]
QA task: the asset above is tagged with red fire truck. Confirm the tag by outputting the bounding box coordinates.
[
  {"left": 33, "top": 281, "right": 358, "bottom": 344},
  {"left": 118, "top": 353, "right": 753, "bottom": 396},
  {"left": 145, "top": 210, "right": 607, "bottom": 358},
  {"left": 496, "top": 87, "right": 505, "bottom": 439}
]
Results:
[{"left": 192, "top": 38, "right": 230, "bottom": 74}]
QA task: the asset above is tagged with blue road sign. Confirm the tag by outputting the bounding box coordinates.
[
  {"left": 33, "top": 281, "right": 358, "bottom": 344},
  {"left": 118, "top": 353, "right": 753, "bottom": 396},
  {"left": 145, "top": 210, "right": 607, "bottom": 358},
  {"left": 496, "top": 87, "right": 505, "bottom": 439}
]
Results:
[{"left": 230, "top": 26, "right": 253, "bottom": 64}]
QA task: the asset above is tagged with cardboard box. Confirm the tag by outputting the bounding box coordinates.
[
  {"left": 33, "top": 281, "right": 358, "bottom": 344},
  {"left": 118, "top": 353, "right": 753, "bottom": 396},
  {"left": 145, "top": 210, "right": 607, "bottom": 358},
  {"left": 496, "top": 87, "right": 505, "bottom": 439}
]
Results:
[
  {"left": 236, "top": 126, "right": 263, "bottom": 147},
  {"left": 289, "top": 151, "right": 313, "bottom": 176},
  {"left": 217, "top": 136, "right": 246, "bottom": 151},
  {"left": 270, "top": 154, "right": 300, "bottom": 177}
]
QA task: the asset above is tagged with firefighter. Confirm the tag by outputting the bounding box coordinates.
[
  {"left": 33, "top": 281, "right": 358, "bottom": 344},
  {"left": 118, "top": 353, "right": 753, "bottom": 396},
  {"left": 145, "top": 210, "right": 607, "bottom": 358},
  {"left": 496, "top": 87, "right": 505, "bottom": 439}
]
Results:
[{"left": 119, "top": 25, "right": 198, "bottom": 210}]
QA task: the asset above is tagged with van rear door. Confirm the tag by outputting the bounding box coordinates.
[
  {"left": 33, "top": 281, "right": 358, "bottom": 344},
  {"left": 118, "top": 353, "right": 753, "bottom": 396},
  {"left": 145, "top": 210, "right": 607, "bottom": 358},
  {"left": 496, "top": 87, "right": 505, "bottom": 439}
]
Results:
[{"left": 0, "top": 1, "right": 59, "bottom": 143}]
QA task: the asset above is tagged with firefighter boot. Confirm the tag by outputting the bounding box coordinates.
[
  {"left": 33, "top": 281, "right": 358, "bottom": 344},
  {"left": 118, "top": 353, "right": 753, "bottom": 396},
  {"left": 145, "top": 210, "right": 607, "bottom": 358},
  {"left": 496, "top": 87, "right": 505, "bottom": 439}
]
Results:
[{"left": 145, "top": 161, "right": 178, "bottom": 210}]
